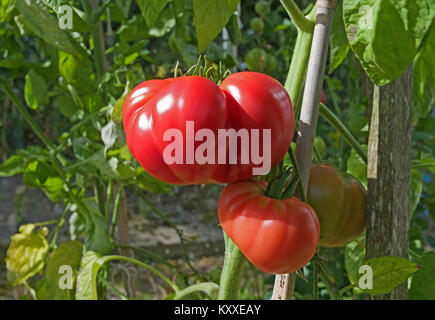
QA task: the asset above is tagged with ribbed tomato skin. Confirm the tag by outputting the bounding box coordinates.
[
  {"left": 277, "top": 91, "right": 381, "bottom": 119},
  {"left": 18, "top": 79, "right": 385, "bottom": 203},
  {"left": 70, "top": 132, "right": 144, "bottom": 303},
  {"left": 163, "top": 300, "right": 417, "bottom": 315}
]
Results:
[
  {"left": 218, "top": 180, "right": 320, "bottom": 274},
  {"left": 307, "top": 164, "right": 366, "bottom": 247},
  {"left": 122, "top": 72, "right": 293, "bottom": 185}
]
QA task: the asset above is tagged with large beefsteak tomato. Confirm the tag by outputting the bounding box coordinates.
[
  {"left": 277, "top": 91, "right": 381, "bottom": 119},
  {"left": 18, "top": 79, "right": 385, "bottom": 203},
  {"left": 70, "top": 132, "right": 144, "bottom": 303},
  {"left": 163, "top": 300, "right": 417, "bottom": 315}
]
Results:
[
  {"left": 122, "top": 72, "right": 293, "bottom": 185},
  {"left": 218, "top": 180, "right": 320, "bottom": 274}
]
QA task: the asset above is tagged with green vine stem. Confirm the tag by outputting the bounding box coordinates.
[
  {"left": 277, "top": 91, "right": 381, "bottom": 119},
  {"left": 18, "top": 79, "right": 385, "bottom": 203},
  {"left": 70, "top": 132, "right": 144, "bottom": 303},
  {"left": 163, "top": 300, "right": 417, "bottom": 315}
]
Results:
[
  {"left": 319, "top": 102, "right": 368, "bottom": 164},
  {"left": 174, "top": 282, "right": 219, "bottom": 300},
  {"left": 94, "top": 255, "right": 179, "bottom": 296},
  {"left": 110, "top": 184, "right": 124, "bottom": 239},
  {"left": 218, "top": 232, "right": 246, "bottom": 299},
  {"left": 0, "top": 79, "right": 54, "bottom": 150},
  {"left": 312, "top": 262, "right": 319, "bottom": 299},
  {"left": 280, "top": 0, "right": 315, "bottom": 32},
  {"left": 284, "top": 5, "right": 317, "bottom": 117}
]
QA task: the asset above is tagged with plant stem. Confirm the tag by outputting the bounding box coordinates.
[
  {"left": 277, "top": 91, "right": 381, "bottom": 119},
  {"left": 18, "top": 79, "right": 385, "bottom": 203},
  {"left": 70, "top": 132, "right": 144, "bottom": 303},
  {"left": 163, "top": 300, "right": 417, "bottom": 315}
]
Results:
[
  {"left": 288, "top": 146, "right": 306, "bottom": 201},
  {"left": 319, "top": 102, "right": 368, "bottom": 164},
  {"left": 318, "top": 266, "right": 339, "bottom": 300},
  {"left": 218, "top": 232, "right": 246, "bottom": 300},
  {"left": 174, "top": 282, "right": 219, "bottom": 300},
  {"left": 110, "top": 184, "right": 124, "bottom": 240},
  {"left": 312, "top": 262, "right": 319, "bottom": 299},
  {"left": 0, "top": 80, "right": 54, "bottom": 150},
  {"left": 338, "top": 282, "right": 358, "bottom": 296},
  {"left": 284, "top": 5, "right": 317, "bottom": 117},
  {"left": 50, "top": 203, "right": 71, "bottom": 248},
  {"left": 105, "top": 179, "right": 113, "bottom": 220},
  {"left": 280, "top": 0, "right": 315, "bottom": 32}
]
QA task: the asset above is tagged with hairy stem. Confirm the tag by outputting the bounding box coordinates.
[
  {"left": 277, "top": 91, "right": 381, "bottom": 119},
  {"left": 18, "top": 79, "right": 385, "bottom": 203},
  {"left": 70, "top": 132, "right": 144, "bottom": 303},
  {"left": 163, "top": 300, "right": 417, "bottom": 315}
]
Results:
[{"left": 218, "top": 232, "right": 246, "bottom": 300}]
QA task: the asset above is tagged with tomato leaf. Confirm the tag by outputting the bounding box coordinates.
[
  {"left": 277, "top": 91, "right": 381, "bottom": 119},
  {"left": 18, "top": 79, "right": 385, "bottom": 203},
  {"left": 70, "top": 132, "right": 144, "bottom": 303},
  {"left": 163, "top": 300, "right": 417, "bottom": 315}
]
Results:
[
  {"left": 343, "top": 0, "right": 435, "bottom": 86},
  {"left": 82, "top": 200, "right": 113, "bottom": 255},
  {"left": 23, "top": 160, "right": 65, "bottom": 202},
  {"left": 329, "top": 0, "right": 350, "bottom": 73},
  {"left": 412, "top": 21, "right": 435, "bottom": 123},
  {"left": 346, "top": 144, "right": 367, "bottom": 189},
  {"left": 194, "top": 0, "right": 241, "bottom": 53},
  {"left": 35, "top": 240, "right": 83, "bottom": 300},
  {"left": 358, "top": 256, "right": 419, "bottom": 295},
  {"left": 25, "top": 69, "right": 49, "bottom": 110},
  {"left": 16, "top": 0, "right": 86, "bottom": 57},
  {"left": 409, "top": 252, "right": 435, "bottom": 300},
  {"left": 5, "top": 224, "right": 49, "bottom": 285},
  {"left": 58, "top": 51, "right": 96, "bottom": 96},
  {"left": 75, "top": 251, "right": 103, "bottom": 300},
  {"left": 137, "top": 0, "right": 169, "bottom": 28},
  {"left": 0, "top": 0, "right": 16, "bottom": 23},
  {"left": 0, "top": 155, "right": 26, "bottom": 177},
  {"left": 344, "top": 233, "right": 365, "bottom": 284}
]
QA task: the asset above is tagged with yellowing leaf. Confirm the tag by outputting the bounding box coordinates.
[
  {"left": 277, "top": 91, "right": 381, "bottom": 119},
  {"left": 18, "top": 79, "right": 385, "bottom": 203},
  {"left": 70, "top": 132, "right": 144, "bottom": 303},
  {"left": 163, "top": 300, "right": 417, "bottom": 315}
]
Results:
[{"left": 6, "top": 224, "right": 49, "bottom": 285}]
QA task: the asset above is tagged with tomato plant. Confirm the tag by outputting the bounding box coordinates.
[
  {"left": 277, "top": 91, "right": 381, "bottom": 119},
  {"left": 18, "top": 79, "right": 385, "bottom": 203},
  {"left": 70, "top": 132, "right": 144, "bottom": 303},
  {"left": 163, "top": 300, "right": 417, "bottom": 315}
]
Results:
[{"left": 0, "top": 0, "right": 433, "bottom": 304}]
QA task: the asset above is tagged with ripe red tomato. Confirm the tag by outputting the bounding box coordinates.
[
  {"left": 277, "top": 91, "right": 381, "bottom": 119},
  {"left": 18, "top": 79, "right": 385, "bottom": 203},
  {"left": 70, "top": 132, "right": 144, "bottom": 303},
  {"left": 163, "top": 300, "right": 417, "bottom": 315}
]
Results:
[
  {"left": 218, "top": 180, "right": 320, "bottom": 274},
  {"left": 123, "top": 72, "right": 294, "bottom": 185},
  {"left": 307, "top": 164, "right": 366, "bottom": 247}
]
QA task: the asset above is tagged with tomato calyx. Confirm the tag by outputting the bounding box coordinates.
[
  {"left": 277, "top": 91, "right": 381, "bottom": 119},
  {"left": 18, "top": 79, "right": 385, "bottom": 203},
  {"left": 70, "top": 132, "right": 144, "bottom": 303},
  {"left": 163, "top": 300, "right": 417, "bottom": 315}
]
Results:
[{"left": 173, "top": 55, "right": 232, "bottom": 85}]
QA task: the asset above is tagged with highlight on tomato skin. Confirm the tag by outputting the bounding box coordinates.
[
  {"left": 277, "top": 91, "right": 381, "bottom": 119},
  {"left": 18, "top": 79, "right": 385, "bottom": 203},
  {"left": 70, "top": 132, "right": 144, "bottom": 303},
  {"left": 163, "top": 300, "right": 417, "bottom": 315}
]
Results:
[
  {"left": 218, "top": 180, "right": 320, "bottom": 275},
  {"left": 307, "top": 164, "right": 366, "bottom": 247}
]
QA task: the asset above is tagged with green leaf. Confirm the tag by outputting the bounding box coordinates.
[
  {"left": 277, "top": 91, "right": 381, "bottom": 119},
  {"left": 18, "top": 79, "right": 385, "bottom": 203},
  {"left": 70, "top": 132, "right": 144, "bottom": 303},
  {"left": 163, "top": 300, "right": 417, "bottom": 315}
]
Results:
[
  {"left": 193, "top": 0, "right": 241, "bottom": 53},
  {"left": 82, "top": 200, "right": 113, "bottom": 255},
  {"left": 343, "top": 0, "right": 435, "bottom": 86},
  {"left": 147, "top": 6, "right": 175, "bottom": 38},
  {"left": 23, "top": 160, "right": 65, "bottom": 202},
  {"left": 346, "top": 144, "right": 368, "bottom": 189},
  {"left": 409, "top": 252, "right": 435, "bottom": 300},
  {"left": 75, "top": 251, "right": 102, "bottom": 300},
  {"left": 16, "top": 0, "right": 86, "bottom": 57},
  {"left": 0, "top": 155, "right": 26, "bottom": 177},
  {"left": 359, "top": 256, "right": 419, "bottom": 295},
  {"left": 58, "top": 51, "right": 96, "bottom": 96},
  {"left": 24, "top": 69, "right": 49, "bottom": 110},
  {"left": 35, "top": 240, "right": 83, "bottom": 300},
  {"left": 344, "top": 233, "right": 366, "bottom": 284},
  {"left": 56, "top": 94, "right": 79, "bottom": 118},
  {"left": 410, "top": 169, "right": 423, "bottom": 217},
  {"left": 413, "top": 154, "right": 435, "bottom": 173},
  {"left": 112, "top": 93, "right": 127, "bottom": 125},
  {"left": 329, "top": 0, "right": 350, "bottom": 73},
  {"left": 5, "top": 224, "right": 49, "bottom": 285},
  {"left": 137, "top": 0, "right": 169, "bottom": 28},
  {"left": 0, "top": 0, "right": 16, "bottom": 23},
  {"left": 412, "top": 21, "right": 435, "bottom": 123}
]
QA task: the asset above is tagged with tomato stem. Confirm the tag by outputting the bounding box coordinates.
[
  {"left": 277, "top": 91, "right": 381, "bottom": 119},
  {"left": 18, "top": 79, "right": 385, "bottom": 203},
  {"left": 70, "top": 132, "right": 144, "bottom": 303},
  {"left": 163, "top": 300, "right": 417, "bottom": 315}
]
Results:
[
  {"left": 319, "top": 102, "right": 368, "bottom": 164},
  {"left": 280, "top": 0, "right": 315, "bottom": 33},
  {"left": 284, "top": 5, "right": 317, "bottom": 117},
  {"left": 218, "top": 232, "right": 246, "bottom": 299}
]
